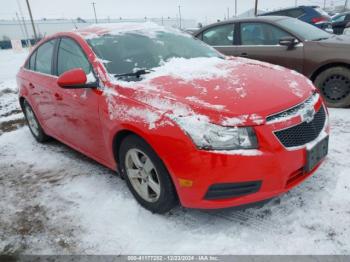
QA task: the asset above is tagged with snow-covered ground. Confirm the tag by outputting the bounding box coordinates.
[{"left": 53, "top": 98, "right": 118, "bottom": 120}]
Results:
[{"left": 0, "top": 49, "right": 350, "bottom": 255}]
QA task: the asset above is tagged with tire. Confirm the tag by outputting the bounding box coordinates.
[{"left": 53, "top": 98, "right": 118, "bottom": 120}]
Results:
[
  {"left": 314, "top": 66, "right": 350, "bottom": 108},
  {"left": 23, "top": 100, "right": 50, "bottom": 142},
  {"left": 118, "top": 135, "right": 178, "bottom": 214}
]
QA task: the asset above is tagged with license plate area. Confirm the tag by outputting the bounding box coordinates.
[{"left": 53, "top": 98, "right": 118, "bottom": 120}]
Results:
[{"left": 306, "top": 136, "right": 329, "bottom": 172}]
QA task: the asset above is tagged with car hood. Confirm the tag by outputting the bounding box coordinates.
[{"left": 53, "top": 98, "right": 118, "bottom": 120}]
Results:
[{"left": 110, "top": 57, "right": 315, "bottom": 126}]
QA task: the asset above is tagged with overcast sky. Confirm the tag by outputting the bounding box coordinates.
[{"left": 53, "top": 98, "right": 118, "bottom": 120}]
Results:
[{"left": 1, "top": 0, "right": 347, "bottom": 23}]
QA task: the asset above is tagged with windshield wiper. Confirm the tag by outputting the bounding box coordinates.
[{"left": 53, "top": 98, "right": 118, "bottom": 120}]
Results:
[{"left": 114, "top": 69, "right": 152, "bottom": 79}]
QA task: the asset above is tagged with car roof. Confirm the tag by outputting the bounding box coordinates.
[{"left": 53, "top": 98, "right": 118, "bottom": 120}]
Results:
[
  {"left": 73, "top": 22, "right": 169, "bottom": 38},
  {"left": 261, "top": 5, "right": 319, "bottom": 14},
  {"left": 334, "top": 11, "right": 350, "bottom": 15}
]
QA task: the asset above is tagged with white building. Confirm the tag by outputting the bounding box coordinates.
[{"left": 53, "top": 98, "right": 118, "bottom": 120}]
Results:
[{"left": 0, "top": 17, "right": 197, "bottom": 41}]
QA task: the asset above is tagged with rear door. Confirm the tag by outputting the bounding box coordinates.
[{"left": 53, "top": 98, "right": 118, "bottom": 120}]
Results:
[
  {"left": 53, "top": 37, "right": 107, "bottom": 160},
  {"left": 199, "top": 23, "right": 238, "bottom": 56},
  {"left": 236, "top": 22, "right": 304, "bottom": 72},
  {"left": 23, "top": 39, "right": 59, "bottom": 134}
]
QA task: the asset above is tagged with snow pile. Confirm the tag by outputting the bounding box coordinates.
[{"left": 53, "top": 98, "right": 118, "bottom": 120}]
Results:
[
  {"left": 104, "top": 89, "right": 166, "bottom": 130},
  {"left": 111, "top": 57, "right": 237, "bottom": 88},
  {"left": 0, "top": 50, "right": 28, "bottom": 133},
  {"left": 77, "top": 22, "right": 189, "bottom": 40},
  {"left": 1, "top": 110, "right": 350, "bottom": 254},
  {"left": 185, "top": 96, "right": 225, "bottom": 110},
  {"left": 287, "top": 80, "right": 303, "bottom": 98},
  {"left": 222, "top": 114, "right": 264, "bottom": 126}
]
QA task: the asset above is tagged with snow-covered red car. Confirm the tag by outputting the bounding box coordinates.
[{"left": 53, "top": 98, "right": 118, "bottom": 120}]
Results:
[{"left": 17, "top": 23, "right": 329, "bottom": 213}]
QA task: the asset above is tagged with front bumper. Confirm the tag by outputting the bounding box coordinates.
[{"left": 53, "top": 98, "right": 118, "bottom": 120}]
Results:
[{"left": 159, "top": 102, "right": 329, "bottom": 209}]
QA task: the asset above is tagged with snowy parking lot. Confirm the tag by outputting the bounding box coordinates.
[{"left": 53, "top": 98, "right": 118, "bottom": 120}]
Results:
[{"left": 0, "top": 49, "right": 350, "bottom": 255}]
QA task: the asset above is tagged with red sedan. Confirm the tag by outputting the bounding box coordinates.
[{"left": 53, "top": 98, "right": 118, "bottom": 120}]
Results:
[{"left": 17, "top": 23, "right": 329, "bottom": 213}]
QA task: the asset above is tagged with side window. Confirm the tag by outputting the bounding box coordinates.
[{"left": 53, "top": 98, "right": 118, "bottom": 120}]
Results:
[
  {"left": 57, "top": 38, "right": 90, "bottom": 76},
  {"left": 25, "top": 51, "right": 36, "bottom": 70},
  {"left": 333, "top": 15, "right": 345, "bottom": 22},
  {"left": 269, "top": 10, "right": 289, "bottom": 16},
  {"left": 240, "top": 23, "right": 292, "bottom": 46},
  {"left": 29, "top": 52, "right": 36, "bottom": 70},
  {"left": 35, "top": 40, "right": 55, "bottom": 75},
  {"left": 285, "top": 8, "right": 305, "bottom": 18},
  {"left": 202, "top": 24, "right": 234, "bottom": 46},
  {"left": 345, "top": 14, "right": 350, "bottom": 21}
]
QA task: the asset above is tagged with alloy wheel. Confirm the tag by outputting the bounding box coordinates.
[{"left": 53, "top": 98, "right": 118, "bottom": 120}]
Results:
[
  {"left": 24, "top": 104, "right": 40, "bottom": 137},
  {"left": 125, "top": 149, "right": 161, "bottom": 203}
]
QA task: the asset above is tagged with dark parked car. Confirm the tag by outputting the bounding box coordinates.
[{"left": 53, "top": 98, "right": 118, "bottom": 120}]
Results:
[
  {"left": 194, "top": 16, "right": 350, "bottom": 107},
  {"left": 260, "top": 6, "right": 332, "bottom": 31},
  {"left": 331, "top": 12, "right": 350, "bottom": 34}
]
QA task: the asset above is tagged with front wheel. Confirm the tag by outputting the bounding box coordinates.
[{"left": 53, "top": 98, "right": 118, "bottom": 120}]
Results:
[
  {"left": 314, "top": 67, "right": 350, "bottom": 108},
  {"left": 119, "top": 135, "right": 178, "bottom": 214},
  {"left": 23, "top": 100, "right": 50, "bottom": 142}
]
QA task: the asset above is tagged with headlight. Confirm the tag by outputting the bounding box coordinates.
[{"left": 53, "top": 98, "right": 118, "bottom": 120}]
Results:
[{"left": 173, "top": 116, "right": 258, "bottom": 150}]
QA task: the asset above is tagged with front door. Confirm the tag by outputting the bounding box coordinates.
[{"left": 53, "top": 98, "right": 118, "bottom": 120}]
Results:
[
  {"left": 236, "top": 22, "right": 304, "bottom": 73},
  {"left": 53, "top": 37, "right": 107, "bottom": 161}
]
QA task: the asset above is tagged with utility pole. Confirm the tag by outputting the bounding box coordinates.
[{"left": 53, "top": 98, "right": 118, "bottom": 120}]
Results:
[
  {"left": 345, "top": 0, "right": 349, "bottom": 11},
  {"left": 178, "top": 5, "right": 182, "bottom": 29},
  {"left": 227, "top": 7, "right": 230, "bottom": 20},
  {"left": 16, "top": 0, "right": 31, "bottom": 47},
  {"left": 324, "top": 0, "right": 327, "bottom": 9},
  {"left": 25, "top": 0, "right": 37, "bottom": 40},
  {"left": 295, "top": 0, "right": 298, "bottom": 7},
  {"left": 254, "top": 0, "right": 258, "bottom": 16},
  {"left": 15, "top": 12, "right": 25, "bottom": 40},
  {"left": 92, "top": 2, "right": 98, "bottom": 23},
  {"left": 235, "top": 0, "right": 237, "bottom": 17}
]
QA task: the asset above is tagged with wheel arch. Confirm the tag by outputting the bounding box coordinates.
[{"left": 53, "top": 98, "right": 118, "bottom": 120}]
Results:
[
  {"left": 310, "top": 62, "right": 350, "bottom": 82},
  {"left": 19, "top": 96, "right": 25, "bottom": 110},
  {"left": 111, "top": 128, "right": 180, "bottom": 201},
  {"left": 112, "top": 129, "right": 138, "bottom": 169}
]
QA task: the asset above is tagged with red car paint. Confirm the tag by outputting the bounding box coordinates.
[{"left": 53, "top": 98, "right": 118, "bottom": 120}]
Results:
[{"left": 17, "top": 25, "right": 329, "bottom": 209}]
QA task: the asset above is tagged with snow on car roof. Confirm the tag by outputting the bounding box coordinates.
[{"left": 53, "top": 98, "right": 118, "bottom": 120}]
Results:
[{"left": 75, "top": 22, "right": 182, "bottom": 39}]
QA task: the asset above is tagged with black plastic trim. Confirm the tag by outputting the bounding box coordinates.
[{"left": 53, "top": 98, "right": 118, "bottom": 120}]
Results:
[{"left": 204, "top": 181, "right": 262, "bottom": 200}]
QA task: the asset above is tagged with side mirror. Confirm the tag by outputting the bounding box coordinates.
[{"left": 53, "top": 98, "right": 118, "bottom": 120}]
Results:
[
  {"left": 279, "top": 36, "right": 298, "bottom": 49},
  {"left": 57, "top": 68, "right": 97, "bottom": 89}
]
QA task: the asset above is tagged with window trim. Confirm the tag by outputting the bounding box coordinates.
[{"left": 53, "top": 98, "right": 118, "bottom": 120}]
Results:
[
  {"left": 237, "top": 21, "right": 300, "bottom": 46},
  {"left": 25, "top": 38, "right": 57, "bottom": 76},
  {"left": 54, "top": 36, "right": 92, "bottom": 77},
  {"left": 26, "top": 50, "right": 37, "bottom": 71}
]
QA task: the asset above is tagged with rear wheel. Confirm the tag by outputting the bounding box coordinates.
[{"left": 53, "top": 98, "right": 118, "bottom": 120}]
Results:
[
  {"left": 314, "top": 67, "right": 350, "bottom": 108},
  {"left": 118, "top": 135, "right": 178, "bottom": 214},
  {"left": 23, "top": 100, "right": 50, "bottom": 142}
]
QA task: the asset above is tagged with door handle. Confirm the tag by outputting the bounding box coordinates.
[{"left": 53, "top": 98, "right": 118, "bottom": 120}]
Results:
[
  {"left": 54, "top": 93, "right": 63, "bottom": 101},
  {"left": 240, "top": 53, "right": 249, "bottom": 57},
  {"left": 29, "top": 83, "right": 35, "bottom": 89}
]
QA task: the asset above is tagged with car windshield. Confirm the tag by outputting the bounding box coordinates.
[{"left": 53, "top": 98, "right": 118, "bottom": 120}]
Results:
[
  {"left": 277, "top": 18, "right": 331, "bottom": 41},
  {"left": 87, "top": 29, "right": 221, "bottom": 75}
]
